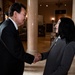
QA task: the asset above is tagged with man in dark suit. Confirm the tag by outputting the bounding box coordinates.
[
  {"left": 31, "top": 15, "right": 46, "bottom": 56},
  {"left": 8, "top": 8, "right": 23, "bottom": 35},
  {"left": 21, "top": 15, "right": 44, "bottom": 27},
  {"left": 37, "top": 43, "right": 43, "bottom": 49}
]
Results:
[{"left": 0, "top": 2, "right": 38, "bottom": 75}]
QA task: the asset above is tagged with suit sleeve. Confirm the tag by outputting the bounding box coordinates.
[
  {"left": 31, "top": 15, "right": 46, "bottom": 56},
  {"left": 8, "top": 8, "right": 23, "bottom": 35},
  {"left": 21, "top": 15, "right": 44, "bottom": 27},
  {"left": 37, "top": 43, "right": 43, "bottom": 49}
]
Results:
[
  {"left": 41, "top": 38, "right": 58, "bottom": 60},
  {"left": 41, "top": 50, "right": 50, "bottom": 60},
  {"left": 1, "top": 26, "right": 34, "bottom": 64},
  {"left": 51, "top": 42, "right": 75, "bottom": 75}
]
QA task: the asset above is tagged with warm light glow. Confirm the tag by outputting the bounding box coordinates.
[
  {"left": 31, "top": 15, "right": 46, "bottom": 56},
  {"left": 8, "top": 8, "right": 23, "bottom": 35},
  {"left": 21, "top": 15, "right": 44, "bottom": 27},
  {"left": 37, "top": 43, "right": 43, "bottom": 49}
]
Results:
[
  {"left": 46, "top": 5, "right": 48, "bottom": 7},
  {"left": 64, "top": 4, "right": 66, "bottom": 6},
  {"left": 5, "top": 15, "right": 9, "bottom": 20},
  {"left": 40, "top": 4, "right": 42, "bottom": 6},
  {"left": 51, "top": 17, "right": 55, "bottom": 21},
  {"left": 25, "top": 14, "right": 28, "bottom": 20},
  {"left": 26, "top": 14, "right": 27, "bottom": 18}
]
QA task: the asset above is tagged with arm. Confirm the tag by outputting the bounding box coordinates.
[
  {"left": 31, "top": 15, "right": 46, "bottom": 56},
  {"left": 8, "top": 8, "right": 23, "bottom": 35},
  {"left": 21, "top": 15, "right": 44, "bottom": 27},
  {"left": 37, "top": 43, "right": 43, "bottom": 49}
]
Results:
[
  {"left": 41, "top": 50, "right": 50, "bottom": 60},
  {"left": 33, "top": 51, "right": 50, "bottom": 63},
  {"left": 41, "top": 37, "right": 59, "bottom": 60},
  {"left": 33, "top": 38, "right": 56, "bottom": 63},
  {"left": 2, "top": 26, "right": 34, "bottom": 64}
]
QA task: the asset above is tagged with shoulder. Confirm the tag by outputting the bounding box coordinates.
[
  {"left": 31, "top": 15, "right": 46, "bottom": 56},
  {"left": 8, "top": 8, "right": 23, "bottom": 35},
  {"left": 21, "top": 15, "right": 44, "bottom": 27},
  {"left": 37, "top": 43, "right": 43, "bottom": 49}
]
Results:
[
  {"left": 58, "top": 38, "right": 66, "bottom": 45},
  {"left": 67, "top": 41, "right": 75, "bottom": 49},
  {"left": 3, "top": 19, "right": 15, "bottom": 29},
  {"left": 67, "top": 41, "right": 75, "bottom": 47},
  {"left": 64, "top": 41, "right": 75, "bottom": 54},
  {"left": 1, "top": 19, "right": 16, "bottom": 35}
]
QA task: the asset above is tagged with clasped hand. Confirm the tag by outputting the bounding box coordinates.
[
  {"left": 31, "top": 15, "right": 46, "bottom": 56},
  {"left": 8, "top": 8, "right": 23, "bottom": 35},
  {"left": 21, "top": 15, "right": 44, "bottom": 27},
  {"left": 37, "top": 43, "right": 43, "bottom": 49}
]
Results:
[{"left": 33, "top": 53, "right": 42, "bottom": 63}]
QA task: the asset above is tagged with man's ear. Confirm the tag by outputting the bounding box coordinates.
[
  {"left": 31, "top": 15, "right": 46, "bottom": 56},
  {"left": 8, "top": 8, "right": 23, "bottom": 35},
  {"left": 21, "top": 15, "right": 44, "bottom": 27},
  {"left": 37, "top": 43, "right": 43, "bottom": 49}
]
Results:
[{"left": 13, "top": 11, "right": 18, "bottom": 17}]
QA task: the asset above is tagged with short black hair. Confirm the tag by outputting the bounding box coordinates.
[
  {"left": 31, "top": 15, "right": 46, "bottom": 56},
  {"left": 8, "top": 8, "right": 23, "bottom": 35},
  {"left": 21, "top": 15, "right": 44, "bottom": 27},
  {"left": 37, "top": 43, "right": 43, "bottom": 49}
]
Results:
[
  {"left": 4, "top": 12, "right": 8, "bottom": 16},
  {"left": 8, "top": 2, "right": 26, "bottom": 17}
]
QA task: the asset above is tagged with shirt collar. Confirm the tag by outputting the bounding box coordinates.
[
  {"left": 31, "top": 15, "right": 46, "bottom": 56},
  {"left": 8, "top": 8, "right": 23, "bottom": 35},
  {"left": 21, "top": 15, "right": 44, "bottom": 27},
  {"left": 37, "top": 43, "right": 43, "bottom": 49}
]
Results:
[
  {"left": 56, "top": 36, "right": 61, "bottom": 42},
  {"left": 9, "top": 17, "right": 18, "bottom": 30},
  {"left": 58, "top": 36, "right": 61, "bottom": 39}
]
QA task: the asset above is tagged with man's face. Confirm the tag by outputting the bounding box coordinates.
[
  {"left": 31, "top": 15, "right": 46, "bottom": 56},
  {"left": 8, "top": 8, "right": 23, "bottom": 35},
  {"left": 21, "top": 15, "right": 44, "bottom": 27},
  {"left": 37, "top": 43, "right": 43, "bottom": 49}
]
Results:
[
  {"left": 15, "top": 7, "right": 26, "bottom": 26},
  {"left": 55, "top": 19, "right": 61, "bottom": 33}
]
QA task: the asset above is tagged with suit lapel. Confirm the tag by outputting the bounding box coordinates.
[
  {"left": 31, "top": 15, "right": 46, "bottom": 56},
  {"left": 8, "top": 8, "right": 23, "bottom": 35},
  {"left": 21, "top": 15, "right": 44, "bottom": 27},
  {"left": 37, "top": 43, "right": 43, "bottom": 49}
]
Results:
[
  {"left": 50, "top": 37, "right": 57, "bottom": 48},
  {"left": 50, "top": 36, "right": 60, "bottom": 50}
]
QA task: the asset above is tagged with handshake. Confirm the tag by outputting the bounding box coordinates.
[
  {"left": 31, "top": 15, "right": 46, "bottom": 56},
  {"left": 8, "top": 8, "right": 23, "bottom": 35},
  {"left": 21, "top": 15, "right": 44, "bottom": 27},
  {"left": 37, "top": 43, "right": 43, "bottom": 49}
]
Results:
[{"left": 33, "top": 53, "right": 42, "bottom": 63}]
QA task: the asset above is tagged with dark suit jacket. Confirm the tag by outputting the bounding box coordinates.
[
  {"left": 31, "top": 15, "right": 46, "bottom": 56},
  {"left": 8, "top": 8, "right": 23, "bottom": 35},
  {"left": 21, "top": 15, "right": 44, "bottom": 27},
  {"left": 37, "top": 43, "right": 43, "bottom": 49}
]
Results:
[
  {"left": 0, "top": 19, "right": 34, "bottom": 75},
  {"left": 41, "top": 37, "right": 75, "bottom": 75}
]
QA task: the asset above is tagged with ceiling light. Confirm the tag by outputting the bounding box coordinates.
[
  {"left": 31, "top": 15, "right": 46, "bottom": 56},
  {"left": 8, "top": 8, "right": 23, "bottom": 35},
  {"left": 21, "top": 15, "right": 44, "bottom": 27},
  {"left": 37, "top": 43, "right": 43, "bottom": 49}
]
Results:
[
  {"left": 40, "top": 4, "right": 42, "bottom": 6},
  {"left": 46, "top": 5, "right": 48, "bottom": 7}
]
